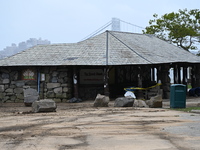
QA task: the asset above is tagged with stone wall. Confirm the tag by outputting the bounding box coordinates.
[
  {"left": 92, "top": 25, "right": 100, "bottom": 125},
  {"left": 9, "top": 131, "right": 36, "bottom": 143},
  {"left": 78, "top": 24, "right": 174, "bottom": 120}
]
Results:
[
  {"left": 159, "top": 65, "right": 170, "bottom": 99},
  {"left": 0, "top": 66, "right": 72, "bottom": 102}
]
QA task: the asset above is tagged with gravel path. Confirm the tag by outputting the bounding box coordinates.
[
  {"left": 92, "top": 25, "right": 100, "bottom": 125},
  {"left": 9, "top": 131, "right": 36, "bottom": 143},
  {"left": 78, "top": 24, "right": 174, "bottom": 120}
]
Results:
[{"left": 0, "top": 98, "right": 200, "bottom": 150}]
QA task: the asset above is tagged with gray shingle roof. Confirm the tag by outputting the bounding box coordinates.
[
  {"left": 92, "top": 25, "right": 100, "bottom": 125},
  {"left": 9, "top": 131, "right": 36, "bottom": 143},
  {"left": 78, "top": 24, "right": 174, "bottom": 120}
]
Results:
[{"left": 0, "top": 31, "right": 199, "bottom": 66}]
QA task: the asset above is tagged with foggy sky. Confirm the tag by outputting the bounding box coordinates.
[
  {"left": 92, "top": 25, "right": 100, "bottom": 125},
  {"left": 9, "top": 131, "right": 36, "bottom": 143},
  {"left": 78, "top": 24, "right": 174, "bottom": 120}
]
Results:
[{"left": 1, "top": 0, "right": 199, "bottom": 50}]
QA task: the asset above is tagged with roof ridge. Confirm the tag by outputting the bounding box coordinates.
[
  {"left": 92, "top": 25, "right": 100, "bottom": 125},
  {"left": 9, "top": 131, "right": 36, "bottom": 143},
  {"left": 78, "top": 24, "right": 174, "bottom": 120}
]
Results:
[{"left": 107, "top": 31, "right": 153, "bottom": 64}]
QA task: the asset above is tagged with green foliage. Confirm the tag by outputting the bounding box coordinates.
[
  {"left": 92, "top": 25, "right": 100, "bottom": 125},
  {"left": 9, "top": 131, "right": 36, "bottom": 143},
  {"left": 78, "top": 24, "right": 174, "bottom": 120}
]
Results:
[
  {"left": 143, "top": 9, "right": 200, "bottom": 51},
  {"left": 171, "top": 107, "right": 200, "bottom": 112}
]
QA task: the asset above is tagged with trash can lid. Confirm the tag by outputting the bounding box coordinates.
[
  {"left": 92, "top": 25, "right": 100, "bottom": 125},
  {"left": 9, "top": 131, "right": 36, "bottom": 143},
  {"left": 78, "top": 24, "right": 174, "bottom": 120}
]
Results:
[{"left": 171, "top": 84, "right": 186, "bottom": 87}]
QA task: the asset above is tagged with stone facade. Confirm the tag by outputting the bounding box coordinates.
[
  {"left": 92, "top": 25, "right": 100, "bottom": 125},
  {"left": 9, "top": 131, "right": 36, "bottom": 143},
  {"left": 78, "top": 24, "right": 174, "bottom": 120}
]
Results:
[
  {"left": 0, "top": 66, "right": 72, "bottom": 102},
  {"left": 159, "top": 65, "right": 171, "bottom": 99}
]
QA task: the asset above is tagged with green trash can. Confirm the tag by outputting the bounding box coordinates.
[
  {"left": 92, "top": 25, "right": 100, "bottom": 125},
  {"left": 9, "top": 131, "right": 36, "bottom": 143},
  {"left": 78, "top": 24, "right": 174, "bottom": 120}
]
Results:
[{"left": 170, "top": 84, "right": 186, "bottom": 108}]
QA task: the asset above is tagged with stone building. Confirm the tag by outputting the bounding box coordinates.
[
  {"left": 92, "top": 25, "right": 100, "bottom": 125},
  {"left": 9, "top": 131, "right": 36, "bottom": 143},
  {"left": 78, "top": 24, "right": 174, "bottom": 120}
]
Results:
[{"left": 0, "top": 31, "right": 200, "bottom": 102}]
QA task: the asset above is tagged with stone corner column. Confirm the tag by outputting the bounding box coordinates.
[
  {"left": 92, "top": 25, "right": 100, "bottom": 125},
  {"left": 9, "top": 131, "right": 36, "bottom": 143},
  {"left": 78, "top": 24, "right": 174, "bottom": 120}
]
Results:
[{"left": 159, "top": 64, "right": 170, "bottom": 99}]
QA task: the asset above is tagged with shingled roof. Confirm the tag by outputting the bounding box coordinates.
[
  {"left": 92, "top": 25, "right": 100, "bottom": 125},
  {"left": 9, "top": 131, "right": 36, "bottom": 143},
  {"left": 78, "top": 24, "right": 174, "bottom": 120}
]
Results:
[{"left": 0, "top": 31, "right": 199, "bottom": 66}]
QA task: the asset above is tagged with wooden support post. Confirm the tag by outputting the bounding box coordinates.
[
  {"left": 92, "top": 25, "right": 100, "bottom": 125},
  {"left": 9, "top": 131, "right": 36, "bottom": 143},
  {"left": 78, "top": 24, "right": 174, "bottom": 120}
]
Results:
[
  {"left": 192, "top": 64, "right": 200, "bottom": 88},
  {"left": 151, "top": 67, "right": 155, "bottom": 81},
  {"left": 183, "top": 66, "right": 188, "bottom": 85},
  {"left": 177, "top": 66, "right": 181, "bottom": 84},
  {"left": 104, "top": 67, "right": 109, "bottom": 96},
  {"left": 73, "top": 67, "right": 79, "bottom": 98},
  {"left": 156, "top": 66, "right": 161, "bottom": 83},
  {"left": 174, "top": 65, "right": 178, "bottom": 84},
  {"left": 191, "top": 65, "right": 195, "bottom": 88},
  {"left": 137, "top": 66, "right": 144, "bottom": 99}
]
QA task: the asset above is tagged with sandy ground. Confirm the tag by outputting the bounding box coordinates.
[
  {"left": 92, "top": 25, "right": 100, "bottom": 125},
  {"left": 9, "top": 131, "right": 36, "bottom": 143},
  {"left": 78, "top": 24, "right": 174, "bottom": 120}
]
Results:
[{"left": 0, "top": 98, "right": 200, "bottom": 150}]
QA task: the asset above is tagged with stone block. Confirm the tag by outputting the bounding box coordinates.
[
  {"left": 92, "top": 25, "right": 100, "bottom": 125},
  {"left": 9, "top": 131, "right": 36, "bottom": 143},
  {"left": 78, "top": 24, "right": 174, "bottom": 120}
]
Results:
[
  {"left": 5, "top": 88, "right": 13, "bottom": 93},
  {"left": 11, "top": 81, "right": 16, "bottom": 85},
  {"left": 51, "top": 77, "right": 58, "bottom": 83},
  {"left": 2, "top": 73, "right": 9, "bottom": 79},
  {"left": 10, "top": 95, "right": 17, "bottom": 101},
  {"left": 15, "top": 81, "right": 25, "bottom": 87},
  {"left": 47, "top": 83, "right": 60, "bottom": 89},
  {"left": 10, "top": 85, "right": 16, "bottom": 89},
  {"left": 3, "top": 79, "right": 9, "bottom": 84},
  {"left": 52, "top": 71, "right": 58, "bottom": 77},
  {"left": 64, "top": 77, "right": 69, "bottom": 82},
  {"left": 23, "top": 88, "right": 39, "bottom": 106},
  {"left": 59, "top": 72, "right": 68, "bottom": 78},
  {"left": 6, "top": 93, "right": 15, "bottom": 96},
  {"left": 114, "top": 97, "right": 134, "bottom": 107},
  {"left": 4, "top": 85, "right": 9, "bottom": 89},
  {"left": 47, "top": 91, "right": 55, "bottom": 98},
  {"left": 24, "top": 88, "right": 38, "bottom": 97},
  {"left": 14, "top": 88, "right": 23, "bottom": 94},
  {"left": 62, "top": 93, "right": 67, "bottom": 98},
  {"left": 0, "top": 85, "right": 4, "bottom": 92},
  {"left": 0, "top": 93, "right": 5, "bottom": 99},
  {"left": 146, "top": 95, "right": 162, "bottom": 108},
  {"left": 16, "top": 94, "right": 24, "bottom": 99},
  {"left": 61, "top": 84, "right": 68, "bottom": 87},
  {"left": 53, "top": 87, "right": 62, "bottom": 93},
  {"left": 58, "top": 78, "right": 64, "bottom": 83},
  {"left": 93, "top": 94, "right": 109, "bottom": 107},
  {"left": 45, "top": 74, "right": 50, "bottom": 82},
  {"left": 32, "top": 99, "right": 57, "bottom": 113},
  {"left": 133, "top": 100, "right": 149, "bottom": 108},
  {"left": 10, "top": 71, "right": 18, "bottom": 80},
  {"left": 63, "top": 87, "right": 69, "bottom": 92},
  {"left": 55, "top": 93, "right": 63, "bottom": 98},
  {"left": 3, "top": 96, "right": 10, "bottom": 101}
]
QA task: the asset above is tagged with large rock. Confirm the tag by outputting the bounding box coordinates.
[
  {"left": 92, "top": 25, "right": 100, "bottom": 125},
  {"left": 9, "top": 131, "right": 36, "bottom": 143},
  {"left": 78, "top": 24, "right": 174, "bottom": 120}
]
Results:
[
  {"left": 93, "top": 94, "right": 109, "bottom": 107},
  {"left": 133, "top": 100, "right": 149, "bottom": 108},
  {"left": 146, "top": 95, "right": 162, "bottom": 108},
  {"left": 114, "top": 97, "right": 134, "bottom": 107},
  {"left": 23, "top": 87, "right": 39, "bottom": 106},
  {"left": 32, "top": 99, "right": 57, "bottom": 113}
]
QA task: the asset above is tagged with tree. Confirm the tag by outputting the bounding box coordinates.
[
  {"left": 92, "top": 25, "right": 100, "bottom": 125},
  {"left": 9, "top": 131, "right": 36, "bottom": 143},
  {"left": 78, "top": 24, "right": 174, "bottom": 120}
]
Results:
[{"left": 143, "top": 9, "right": 200, "bottom": 51}]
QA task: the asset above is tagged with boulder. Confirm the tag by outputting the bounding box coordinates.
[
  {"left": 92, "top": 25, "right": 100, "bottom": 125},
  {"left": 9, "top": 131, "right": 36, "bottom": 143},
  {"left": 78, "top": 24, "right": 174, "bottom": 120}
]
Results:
[
  {"left": 133, "top": 100, "right": 149, "bottom": 108},
  {"left": 93, "top": 94, "right": 109, "bottom": 107},
  {"left": 32, "top": 99, "right": 57, "bottom": 113},
  {"left": 23, "top": 87, "right": 39, "bottom": 106},
  {"left": 146, "top": 95, "right": 162, "bottom": 108},
  {"left": 114, "top": 97, "right": 134, "bottom": 107}
]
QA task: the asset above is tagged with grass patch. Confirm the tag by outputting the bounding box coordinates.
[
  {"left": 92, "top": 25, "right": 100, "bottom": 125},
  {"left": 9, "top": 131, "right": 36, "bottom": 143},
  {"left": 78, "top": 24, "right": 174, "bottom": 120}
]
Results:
[
  {"left": 187, "top": 84, "right": 192, "bottom": 89},
  {"left": 171, "top": 107, "right": 200, "bottom": 112}
]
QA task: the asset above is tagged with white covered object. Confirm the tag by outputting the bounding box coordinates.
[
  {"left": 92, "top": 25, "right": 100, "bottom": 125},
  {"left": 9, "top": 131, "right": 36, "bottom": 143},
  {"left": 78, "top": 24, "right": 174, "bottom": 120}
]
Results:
[{"left": 124, "top": 91, "right": 136, "bottom": 98}]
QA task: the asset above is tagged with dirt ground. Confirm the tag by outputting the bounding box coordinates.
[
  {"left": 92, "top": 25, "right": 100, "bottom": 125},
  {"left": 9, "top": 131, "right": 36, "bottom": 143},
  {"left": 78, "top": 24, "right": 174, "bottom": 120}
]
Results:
[{"left": 0, "top": 98, "right": 200, "bottom": 150}]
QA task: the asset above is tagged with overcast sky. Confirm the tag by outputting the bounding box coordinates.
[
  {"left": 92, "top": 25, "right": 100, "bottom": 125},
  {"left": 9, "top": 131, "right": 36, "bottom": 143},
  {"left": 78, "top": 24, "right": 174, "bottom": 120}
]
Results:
[{"left": 0, "top": 0, "right": 199, "bottom": 50}]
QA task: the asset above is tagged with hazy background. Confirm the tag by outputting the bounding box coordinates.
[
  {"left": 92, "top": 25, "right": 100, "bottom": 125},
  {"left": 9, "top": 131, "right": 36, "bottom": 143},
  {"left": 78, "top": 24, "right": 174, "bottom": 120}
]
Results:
[{"left": 1, "top": 0, "right": 199, "bottom": 51}]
